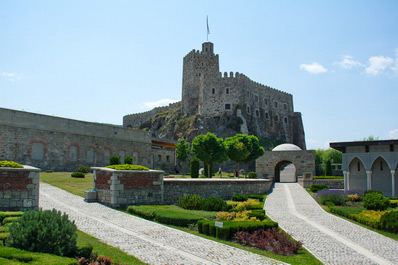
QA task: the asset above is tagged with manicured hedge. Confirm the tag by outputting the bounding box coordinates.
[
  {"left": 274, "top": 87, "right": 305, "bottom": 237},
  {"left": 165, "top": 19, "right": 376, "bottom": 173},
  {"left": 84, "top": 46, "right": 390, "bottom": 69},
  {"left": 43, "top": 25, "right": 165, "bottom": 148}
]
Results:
[
  {"left": 380, "top": 211, "right": 398, "bottom": 233},
  {"left": 0, "top": 212, "right": 23, "bottom": 224},
  {"left": 329, "top": 206, "right": 364, "bottom": 218},
  {"left": 105, "top": 164, "right": 149, "bottom": 170},
  {"left": 0, "top": 161, "right": 23, "bottom": 168},
  {"left": 0, "top": 246, "right": 77, "bottom": 265},
  {"left": 310, "top": 184, "right": 328, "bottom": 193},
  {"left": 248, "top": 194, "right": 265, "bottom": 202},
  {"left": 197, "top": 219, "right": 278, "bottom": 240}
]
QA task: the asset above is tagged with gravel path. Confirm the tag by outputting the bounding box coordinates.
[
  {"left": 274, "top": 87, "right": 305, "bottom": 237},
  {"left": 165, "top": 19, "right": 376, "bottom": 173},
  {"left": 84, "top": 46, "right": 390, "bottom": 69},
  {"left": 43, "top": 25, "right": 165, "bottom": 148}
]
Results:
[
  {"left": 265, "top": 183, "right": 398, "bottom": 265},
  {"left": 39, "top": 182, "right": 284, "bottom": 265}
]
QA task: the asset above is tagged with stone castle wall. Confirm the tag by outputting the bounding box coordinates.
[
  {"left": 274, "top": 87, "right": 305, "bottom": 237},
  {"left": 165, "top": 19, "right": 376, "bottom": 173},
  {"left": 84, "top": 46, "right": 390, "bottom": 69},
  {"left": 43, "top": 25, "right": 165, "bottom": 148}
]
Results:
[{"left": 0, "top": 108, "right": 153, "bottom": 171}]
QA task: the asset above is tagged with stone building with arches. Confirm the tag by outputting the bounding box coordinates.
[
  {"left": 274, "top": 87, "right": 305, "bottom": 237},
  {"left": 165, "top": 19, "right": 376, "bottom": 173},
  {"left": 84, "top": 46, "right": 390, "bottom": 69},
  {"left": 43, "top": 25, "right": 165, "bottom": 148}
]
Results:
[
  {"left": 256, "top": 143, "right": 315, "bottom": 183},
  {"left": 330, "top": 140, "right": 398, "bottom": 197}
]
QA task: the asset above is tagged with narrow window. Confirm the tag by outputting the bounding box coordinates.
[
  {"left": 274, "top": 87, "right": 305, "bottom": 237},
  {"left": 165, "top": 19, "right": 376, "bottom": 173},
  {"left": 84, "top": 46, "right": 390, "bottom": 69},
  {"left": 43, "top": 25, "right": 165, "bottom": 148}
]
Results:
[
  {"left": 212, "top": 88, "right": 215, "bottom": 94},
  {"left": 284, "top": 103, "right": 288, "bottom": 110},
  {"left": 255, "top": 95, "right": 259, "bottom": 102},
  {"left": 265, "top": 112, "right": 269, "bottom": 120},
  {"left": 284, "top": 117, "right": 288, "bottom": 123},
  {"left": 274, "top": 101, "right": 278, "bottom": 108},
  {"left": 247, "top": 106, "right": 251, "bottom": 114},
  {"left": 166, "top": 156, "right": 170, "bottom": 162},
  {"left": 226, "top": 88, "right": 230, "bottom": 94},
  {"left": 225, "top": 104, "right": 231, "bottom": 110},
  {"left": 158, "top": 155, "right": 161, "bottom": 162},
  {"left": 275, "top": 115, "right": 279, "bottom": 122},
  {"left": 256, "top": 109, "right": 259, "bottom": 117},
  {"left": 357, "top": 162, "right": 360, "bottom": 171},
  {"left": 264, "top": 98, "right": 268, "bottom": 105},
  {"left": 380, "top": 160, "right": 383, "bottom": 171}
]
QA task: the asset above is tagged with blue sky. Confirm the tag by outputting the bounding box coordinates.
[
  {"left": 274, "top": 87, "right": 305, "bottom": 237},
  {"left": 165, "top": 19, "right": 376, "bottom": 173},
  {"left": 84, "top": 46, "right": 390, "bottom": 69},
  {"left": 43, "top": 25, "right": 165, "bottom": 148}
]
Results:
[{"left": 1, "top": 0, "right": 397, "bottom": 149}]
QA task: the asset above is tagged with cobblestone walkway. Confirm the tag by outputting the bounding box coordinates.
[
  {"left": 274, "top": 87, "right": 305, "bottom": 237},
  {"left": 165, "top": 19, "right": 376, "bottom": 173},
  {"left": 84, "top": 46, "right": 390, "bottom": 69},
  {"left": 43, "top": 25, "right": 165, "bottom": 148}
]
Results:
[
  {"left": 265, "top": 183, "right": 398, "bottom": 265},
  {"left": 39, "top": 183, "right": 284, "bottom": 265}
]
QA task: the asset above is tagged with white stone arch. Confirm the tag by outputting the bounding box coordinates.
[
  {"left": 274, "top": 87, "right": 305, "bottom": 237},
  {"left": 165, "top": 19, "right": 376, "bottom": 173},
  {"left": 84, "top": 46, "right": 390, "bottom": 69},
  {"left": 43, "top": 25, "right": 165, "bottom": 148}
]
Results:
[
  {"left": 371, "top": 156, "right": 392, "bottom": 195},
  {"left": 348, "top": 157, "right": 367, "bottom": 192}
]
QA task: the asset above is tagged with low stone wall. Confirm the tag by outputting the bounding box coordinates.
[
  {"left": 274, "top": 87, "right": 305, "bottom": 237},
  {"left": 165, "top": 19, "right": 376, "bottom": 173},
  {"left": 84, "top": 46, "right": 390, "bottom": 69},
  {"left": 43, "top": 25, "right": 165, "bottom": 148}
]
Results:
[
  {"left": 92, "top": 167, "right": 164, "bottom": 208},
  {"left": 313, "top": 179, "right": 344, "bottom": 189},
  {"left": 163, "top": 178, "right": 273, "bottom": 205},
  {"left": 0, "top": 166, "right": 40, "bottom": 211}
]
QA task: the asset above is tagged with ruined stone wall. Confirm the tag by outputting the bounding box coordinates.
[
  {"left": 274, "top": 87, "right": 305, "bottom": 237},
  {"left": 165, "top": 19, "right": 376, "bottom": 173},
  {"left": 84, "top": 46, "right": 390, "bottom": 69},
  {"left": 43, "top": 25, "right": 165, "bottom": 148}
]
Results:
[
  {"left": 0, "top": 108, "right": 152, "bottom": 171},
  {"left": 0, "top": 166, "right": 39, "bottom": 211},
  {"left": 163, "top": 178, "right": 272, "bottom": 204}
]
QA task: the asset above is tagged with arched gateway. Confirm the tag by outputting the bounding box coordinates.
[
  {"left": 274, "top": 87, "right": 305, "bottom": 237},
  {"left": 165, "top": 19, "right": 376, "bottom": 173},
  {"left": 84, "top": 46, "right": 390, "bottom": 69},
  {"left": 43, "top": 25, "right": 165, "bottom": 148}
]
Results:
[{"left": 256, "top": 143, "right": 315, "bottom": 184}]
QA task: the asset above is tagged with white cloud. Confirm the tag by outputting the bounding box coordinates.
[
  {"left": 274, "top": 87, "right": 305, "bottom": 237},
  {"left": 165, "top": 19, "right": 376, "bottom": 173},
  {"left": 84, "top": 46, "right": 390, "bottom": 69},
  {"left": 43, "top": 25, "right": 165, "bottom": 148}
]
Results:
[
  {"left": 141, "top": 99, "right": 179, "bottom": 110},
  {"left": 335, "top": 55, "right": 365, "bottom": 69},
  {"left": 300, "top": 62, "right": 327, "bottom": 74},
  {"left": 0, "top": 72, "right": 21, "bottom": 81},
  {"left": 365, "top": 56, "right": 394, "bottom": 75},
  {"left": 389, "top": 129, "right": 398, "bottom": 139}
]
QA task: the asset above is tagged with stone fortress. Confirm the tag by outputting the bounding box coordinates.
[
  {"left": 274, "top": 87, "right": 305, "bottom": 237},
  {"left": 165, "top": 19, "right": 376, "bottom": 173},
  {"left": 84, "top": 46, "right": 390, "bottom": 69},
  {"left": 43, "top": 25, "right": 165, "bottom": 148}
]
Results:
[{"left": 124, "top": 42, "right": 306, "bottom": 150}]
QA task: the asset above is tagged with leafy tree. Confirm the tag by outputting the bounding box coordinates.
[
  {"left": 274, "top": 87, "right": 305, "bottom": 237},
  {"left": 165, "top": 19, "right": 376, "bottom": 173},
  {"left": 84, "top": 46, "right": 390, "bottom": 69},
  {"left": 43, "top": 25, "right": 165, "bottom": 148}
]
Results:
[
  {"left": 243, "top": 135, "right": 265, "bottom": 165},
  {"left": 109, "top": 156, "right": 121, "bottom": 165},
  {"left": 191, "top": 133, "right": 227, "bottom": 178},
  {"left": 225, "top": 134, "right": 250, "bottom": 171},
  {"left": 361, "top": 136, "right": 380, "bottom": 141},
  {"left": 325, "top": 160, "right": 333, "bottom": 176},
  {"left": 190, "top": 157, "right": 200, "bottom": 178},
  {"left": 176, "top": 138, "right": 191, "bottom": 162}
]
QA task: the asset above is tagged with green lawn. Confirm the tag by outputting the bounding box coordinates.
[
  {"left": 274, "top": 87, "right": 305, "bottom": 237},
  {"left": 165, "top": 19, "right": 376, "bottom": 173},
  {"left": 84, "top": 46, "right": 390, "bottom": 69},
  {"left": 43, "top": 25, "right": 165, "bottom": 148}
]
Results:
[{"left": 40, "top": 172, "right": 93, "bottom": 197}]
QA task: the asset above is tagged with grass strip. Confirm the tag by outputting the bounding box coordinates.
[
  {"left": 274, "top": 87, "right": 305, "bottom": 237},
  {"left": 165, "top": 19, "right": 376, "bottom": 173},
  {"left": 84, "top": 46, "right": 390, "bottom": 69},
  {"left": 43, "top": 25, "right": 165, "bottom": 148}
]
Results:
[{"left": 40, "top": 172, "right": 93, "bottom": 197}]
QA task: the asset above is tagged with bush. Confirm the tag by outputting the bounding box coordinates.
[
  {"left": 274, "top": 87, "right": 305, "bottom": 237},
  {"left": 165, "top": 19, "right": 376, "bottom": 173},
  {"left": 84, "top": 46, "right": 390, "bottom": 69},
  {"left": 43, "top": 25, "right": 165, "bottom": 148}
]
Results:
[
  {"left": 247, "top": 172, "right": 258, "bottom": 179},
  {"left": 363, "top": 193, "right": 390, "bottom": 211},
  {"left": 2, "top": 217, "right": 21, "bottom": 225},
  {"left": 316, "top": 190, "right": 345, "bottom": 206},
  {"left": 310, "top": 184, "right": 328, "bottom": 193},
  {"left": 234, "top": 199, "right": 261, "bottom": 211},
  {"left": 45, "top": 170, "right": 53, "bottom": 173},
  {"left": 201, "top": 197, "right": 228, "bottom": 211},
  {"left": 248, "top": 194, "right": 265, "bottom": 202},
  {"left": 380, "top": 211, "right": 398, "bottom": 233},
  {"left": 6, "top": 209, "right": 77, "bottom": 257},
  {"left": 0, "top": 212, "right": 23, "bottom": 224},
  {"left": 364, "top": 189, "right": 383, "bottom": 196},
  {"left": 178, "top": 195, "right": 204, "bottom": 210},
  {"left": 330, "top": 206, "right": 365, "bottom": 218},
  {"left": 77, "top": 166, "right": 89, "bottom": 173},
  {"left": 232, "top": 193, "right": 248, "bottom": 202},
  {"left": 349, "top": 210, "right": 387, "bottom": 229},
  {"left": 325, "top": 201, "right": 335, "bottom": 208},
  {"left": 109, "top": 156, "right": 121, "bottom": 165},
  {"left": 105, "top": 164, "right": 149, "bottom": 170},
  {"left": 347, "top": 194, "right": 360, "bottom": 202},
  {"left": 234, "top": 228, "right": 302, "bottom": 256},
  {"left": 190, "top": 157, "right": 200, "bottom": 178},
  {"left": 71, "top": 172, "right": 85, "bottom": 178},
  {"left": 0, "top": 161, "right": 23, "bottom": 168},
  {"left": 124, "top": 156, "right": 133, "bottom": 164},
  {"left": 390, "top": 200, "right": 398, "bottom": 208}
]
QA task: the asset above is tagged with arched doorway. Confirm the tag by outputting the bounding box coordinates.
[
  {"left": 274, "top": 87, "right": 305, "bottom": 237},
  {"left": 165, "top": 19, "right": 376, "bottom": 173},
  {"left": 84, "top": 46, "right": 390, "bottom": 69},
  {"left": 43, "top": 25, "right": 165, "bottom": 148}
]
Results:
[
  {"left": 274, "top": 160, "right": 296, "bottom": 182},
  {"left": 348, "top": 157, "right": 366, "bottom": 191},
  {"left": 371, "top": 157, "right": 391, "bottom": 196}
]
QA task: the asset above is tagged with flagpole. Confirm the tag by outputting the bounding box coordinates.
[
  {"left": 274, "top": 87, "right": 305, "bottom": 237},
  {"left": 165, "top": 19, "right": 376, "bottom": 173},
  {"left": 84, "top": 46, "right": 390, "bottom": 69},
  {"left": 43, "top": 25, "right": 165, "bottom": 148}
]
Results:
[{"left": 206, "top": 16, "right": 210, "bottom": 42}]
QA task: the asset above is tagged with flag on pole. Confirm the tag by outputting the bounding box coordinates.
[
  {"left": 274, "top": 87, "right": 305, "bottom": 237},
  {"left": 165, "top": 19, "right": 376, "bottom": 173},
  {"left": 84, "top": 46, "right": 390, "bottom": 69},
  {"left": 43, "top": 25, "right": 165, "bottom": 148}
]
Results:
[{"left": 207, "top": 16, "right": 210, "bottom": 36}]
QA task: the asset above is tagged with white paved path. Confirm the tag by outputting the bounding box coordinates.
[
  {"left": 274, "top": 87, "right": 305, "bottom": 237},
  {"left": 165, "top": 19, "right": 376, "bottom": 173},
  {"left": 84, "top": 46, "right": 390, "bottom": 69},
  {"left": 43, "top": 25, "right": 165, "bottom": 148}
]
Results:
[
  {"left": 265, "top": 183, "right": 398, "bottom": 265},
  {"left": 39, "top": 183, "right": 284, "bottom": 265}
]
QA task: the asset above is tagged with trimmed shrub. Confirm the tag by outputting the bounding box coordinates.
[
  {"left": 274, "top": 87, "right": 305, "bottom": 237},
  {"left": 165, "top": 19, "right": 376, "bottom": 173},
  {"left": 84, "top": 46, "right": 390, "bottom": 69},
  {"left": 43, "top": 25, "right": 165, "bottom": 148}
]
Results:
[
  {"left": 190, "top": 157, "right": 200, "bottom": 178},
  {"left": 71, "top": 172, "right": 85, "bottom": 178},
  {"left": 124, "top": 156, "right": 133, "bottom": 164},
  {"left": 380, "top": 211, "right": 398, "bottom": 233},
  {"left": 201, "top": 197, "right": 228, "bottom": 211},
  {"left": 349, "top": 210, "right": 387, "bottom": 229},
  {"left": 310, "top": 184, "right": 328, "bottom": 193},
  {"left": 232, "top": 193, "right": 248, "bottom": 202},
  {"left": 363, "top": 192, "right": 390, "bottom": 211},
  {"left": 109, "top": 156, "right": 121, "bottom": 165},
  {"left": 77, "top": 166, "right": 89, "bottom": 173},
  {"left": 325, "top": 201, "right": 335, "bottom": 208},
  {"left": 127, "top": 206, "right": 155, "bottom": 220},
  {"left": 234, "top": 228, "right": 302, "bottom": 256},
  {"left": 178, "top": 195, "right": 204, "bottom": 210},
  {"left": 247, "top": 210, "right": 266, "bottom": 221},
  {"left": 248, "top": 194, "right": 265, "bottom": 202},
  {"left": 0, "top": 161, "right": 23, "bottom": 168},
  {"left": 234, "top": 199, "right": 261, "bottom": 211},
  {"left": 2, "top": 217, "right": 21, "bottom": 225},
  {"left": 105, "top": 164, "right": 149, "bottom": 170},
  {"left": 390, "top": 200, "right": 398, "bottom": 208},
  {"left": 364, "top": 189, "right": 383, "bottom": 196},
  {"left": 347, "top": 194, "right": 360, "bottom": 202},
  {"left": 316, "top": 190, "right": 345, "bottom": 205},
  {"left": 247, "top": 172, "right": 258, "bottom": 179},
  {"left": 0, "top": 212, "right": 23, "bottom": 224},
  {"left": 6, "top": 209, "right": 78, "bottom": 257}
]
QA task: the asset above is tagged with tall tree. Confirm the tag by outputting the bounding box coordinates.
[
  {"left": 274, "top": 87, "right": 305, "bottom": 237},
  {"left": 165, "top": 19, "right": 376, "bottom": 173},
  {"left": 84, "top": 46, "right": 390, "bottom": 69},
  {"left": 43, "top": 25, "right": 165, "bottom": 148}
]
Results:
[
  {"left": 225, "top": 134, "right": 250, "bottom": 171},
  {"left": 243, "top": 135, "right": 265, "bottom": 170},
  {"left": 176, "top": 138, "right": 190, "bottom": 163},
  {"left": 191, "top": 133, "right": 227, "bottom": 178}
]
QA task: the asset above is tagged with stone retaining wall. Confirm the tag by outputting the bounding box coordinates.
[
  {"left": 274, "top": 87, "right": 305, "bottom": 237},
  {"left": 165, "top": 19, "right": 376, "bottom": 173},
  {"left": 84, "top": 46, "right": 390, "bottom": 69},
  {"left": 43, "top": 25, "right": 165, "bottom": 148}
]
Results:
[
  {"left": 0, "top": 166, "right": 40, "bottom": 211},
  {"left": 163, "top": 178, "right": 272, "bottom": 205},
  {"left": 313, "top": 179, "right": 344, "bottom": 189}
]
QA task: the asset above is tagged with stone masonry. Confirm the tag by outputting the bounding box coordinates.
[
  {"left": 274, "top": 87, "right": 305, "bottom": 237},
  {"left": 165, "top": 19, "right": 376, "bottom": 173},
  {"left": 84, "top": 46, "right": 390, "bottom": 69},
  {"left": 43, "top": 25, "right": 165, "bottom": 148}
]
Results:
[{"left": 0, "top": 165, "right": 40, "bottom": 211}]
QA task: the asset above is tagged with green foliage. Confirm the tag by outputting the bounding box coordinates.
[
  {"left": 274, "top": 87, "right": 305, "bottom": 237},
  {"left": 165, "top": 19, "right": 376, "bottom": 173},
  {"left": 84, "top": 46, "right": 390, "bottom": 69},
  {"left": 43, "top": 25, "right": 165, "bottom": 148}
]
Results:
[
  {"left": 389, "top": 200, "right": 398, "bottom": 208},
  {"left": 310, "top": 184, "right": 328, "bottom": 193},
  {"left": 2, "top": 217, "right": 20, "bottom": 225},
  {"left": 71, "top": 172, "right": 85, "bottom": 178},
  {"left": 6, "top": 209, "right": 78, "bottom": 257},
  {"left": 232, "top": 193, "right": 248, "bottom": 202},
  {"left": 243, "top": 135, "right": 265, "bottom": 164},
  {"left": 191, "top": 133, "right": 227, "bottom": 178},
  {"left": 0, "top": 246, "right": 78, "bottom": 265},
  {"left": 363, "top": 193, "right": 390, "bottom": 211},
  {"left": 178, "top": 195, "right": 204, "bottom": 210},
  {"left": 329, "top": 206, "right": 365, "bottom": 218},
  {"left": 109, "top": 156, "right": 121, "bottom": 165},
  {"left": 190, "top": 157, "right": 200, "bottom": 178},
  {"left": 0, "top": 161, "right": 23, "bottom": 168},
  {"left": 248, "top": 194, "right": 265, "bottom": 202},
  {"left": 176, "top": 139, "right": 190, "bottom": 162},
  {"left": 124, "top": 156, "right": 133, "bottom": 164},
  {"left": 77, "top": 166, "right": 89, "bottom": 174},
  {"left": 380, "top": 211, "right": 398, "bottom": 233},
  {"left": 315, "top": 148, "right": 342, "bottom": 175},
  {"left": 247, "top": 172, "right": 258, "bottom": 179},
  {"left": 364, "top": 189, "right": 383, "bottom": 196},
  {"left": 313, "top": 176, "right": 344, "bottom": 179},
  {"left": 360, "top": 136, "right": 380, "bottom": 141},
  {"left": 203, "top": 162, "right": 214, "bottom": 178},
  {"left": 197, "top": 220, "right": 278, "bottom": 240},
  {"left": 200, "top": 197, "right": 228, "bottom": 211},
  {"left": 105, "top": 164, "right": 149, "bottom": 170},
  {"left": 325, "top": 160, "right": 332, "bottom": 176},
  {"left": 225, "top": 134, "right": 250, "bottom": 169},
  {"left": 247, "top": 210, "right": 266, "bottom": 221},
  {"left": 0, "top": 212, "right": 23, "bottom": 224}
]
